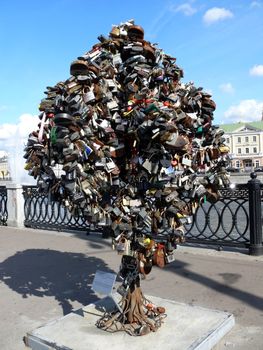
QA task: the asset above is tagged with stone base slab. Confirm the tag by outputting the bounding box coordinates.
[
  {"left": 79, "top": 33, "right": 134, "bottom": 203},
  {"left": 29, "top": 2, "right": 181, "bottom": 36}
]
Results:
[{"left": 24, "top": 295, "right": 235, "bottom": 350}]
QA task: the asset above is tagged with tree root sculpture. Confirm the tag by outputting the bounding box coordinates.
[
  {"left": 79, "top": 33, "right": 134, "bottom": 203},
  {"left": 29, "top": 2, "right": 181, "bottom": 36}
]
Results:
[{"left": 96, "top": 283, "right": 166, "bottom": 336}]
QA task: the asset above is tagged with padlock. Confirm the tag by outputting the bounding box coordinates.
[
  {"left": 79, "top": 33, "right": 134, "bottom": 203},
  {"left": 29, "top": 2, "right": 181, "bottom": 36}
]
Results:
[
  {"left": 83, "top": 86, "right": 96, "bottom": 103},
  {"left": 107, "top": 100, "right": 119, "bottom": 111},
  {"left": 165, "top": 133, "right": 178, "bottom": 147},
  {"left": 110, "top": 143, "right": 125, "bottom": 158},
  {"left": 219, "top": 145, "right": 230, "bottom": 154},
  {"left": 72, "top": 191, "right": 85, "bottom": 204},
  {"left": 115, "top": 236, "right": 127, "bottom": 254},
  {"left": 195, "top": 184, "right": 207, "bottom": 199},
  {"left": 151, "top": 161, "right": 159, "bottom": 175},
  {"left": 81, "top": 180, "right": 92, "bottom": 196},
  {"left": 112, "top": 207, "right": 122, "bottom": 217},
  {"left": 181, "top": 154, "right": 192, "bottom": 167},
  {"left": 165, "top": 252, "right": 175, "bottom": 264},
  {"left": 165, "top": 190, "right": 178, "bottom": 203},
  {"left": 142, "top": 158, "right": 152, "bottom": 173}
]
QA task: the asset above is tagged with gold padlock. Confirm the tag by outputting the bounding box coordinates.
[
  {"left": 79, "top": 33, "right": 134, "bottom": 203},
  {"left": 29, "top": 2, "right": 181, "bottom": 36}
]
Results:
[{"left": 219, "top": 145, "right": 230, "bottom": 154}]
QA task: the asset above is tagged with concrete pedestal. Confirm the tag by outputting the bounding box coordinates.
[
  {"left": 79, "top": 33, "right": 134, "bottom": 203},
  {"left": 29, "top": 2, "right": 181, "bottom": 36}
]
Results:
[
  {"left": 24, "top": 296, "right": 235, "bottom": 350},
  {"left": 6, "top": 183, "right": 25, "bottom": 227}
]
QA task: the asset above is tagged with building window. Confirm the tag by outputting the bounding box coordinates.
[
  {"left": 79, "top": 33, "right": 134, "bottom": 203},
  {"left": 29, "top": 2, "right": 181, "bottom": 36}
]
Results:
[
  {"left": 255, "top": 160, "right": 259, "bottom": 168},
  {"left": 245, "top": 160, "right": 252, "bottom": 168},
  {"left": 253, "top": 136, "right": 257, "bottom": 142},
  {"left": 245, "top": 136, "right": 249, "bottom": 142},
  {"left": 253, "top": 147, "right": 257, "bottom": 153},
  {"left": 236, "top": 161, "right": 240, "bottom": 168},
  {"left": 237, "top": 137, "right": 241, "bottom": 143},
  {"left": 238, "top": 148, "right": 241, "bottom": 154},
  {"left": 246, "top": 148, "right": 249, "bottom": 154}
]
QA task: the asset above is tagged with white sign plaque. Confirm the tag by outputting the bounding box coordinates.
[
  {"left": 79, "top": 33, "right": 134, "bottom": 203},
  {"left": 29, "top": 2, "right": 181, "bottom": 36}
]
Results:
[{"left": 91, "top": 270, "right": 117, "bottom": 296}]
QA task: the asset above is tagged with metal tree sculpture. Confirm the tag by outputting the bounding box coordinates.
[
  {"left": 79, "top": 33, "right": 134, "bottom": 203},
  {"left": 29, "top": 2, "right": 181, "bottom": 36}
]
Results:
[{"left": 24, "top": 20, "right": 230, "bottom": 336}]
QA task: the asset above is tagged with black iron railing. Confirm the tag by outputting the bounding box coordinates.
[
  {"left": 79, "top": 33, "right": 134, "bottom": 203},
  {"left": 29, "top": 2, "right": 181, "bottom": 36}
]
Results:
[
  {"left": 23, "top": 186, "right": 91, "bottom": 232},
  {"left": 22, "top": 183, "right": 258, "bottom": 247},
  {"left": 184, "top": 184, "right": 250, "bottom": 246},
  {"left": 0, "top": 186, "right": 8, "bottom": 225}
]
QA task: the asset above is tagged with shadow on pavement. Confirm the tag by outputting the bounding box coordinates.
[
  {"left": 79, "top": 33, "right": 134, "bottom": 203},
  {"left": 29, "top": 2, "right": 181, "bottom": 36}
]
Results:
[
  {"left": 0, "top": 249, "right": 115, "bottom": 315},
  {"left": 30, "top": 228, "right": 113, "bottom": 250},
  {"left": 166, "top": 261, "right": 263, "bottom": 311},
  {"left": 1, "top": 242, "right": 262, "bottom": 318}
]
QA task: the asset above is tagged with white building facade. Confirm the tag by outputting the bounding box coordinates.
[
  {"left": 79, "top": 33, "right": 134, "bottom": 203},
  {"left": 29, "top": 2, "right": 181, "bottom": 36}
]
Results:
[{"left": 221, "top": 122, "right": 263, "bottom": 171}]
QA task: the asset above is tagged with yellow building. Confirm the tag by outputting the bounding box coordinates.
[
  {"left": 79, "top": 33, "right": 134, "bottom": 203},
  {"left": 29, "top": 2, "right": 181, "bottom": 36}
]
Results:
[{"left": 221, "top": 121, "right": 263, "bottom": 171}]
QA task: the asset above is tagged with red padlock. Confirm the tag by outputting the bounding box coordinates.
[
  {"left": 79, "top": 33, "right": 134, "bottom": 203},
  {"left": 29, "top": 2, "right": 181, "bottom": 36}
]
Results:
[{"left": 171, "top": 158, "right": 178, "bottom": 167}]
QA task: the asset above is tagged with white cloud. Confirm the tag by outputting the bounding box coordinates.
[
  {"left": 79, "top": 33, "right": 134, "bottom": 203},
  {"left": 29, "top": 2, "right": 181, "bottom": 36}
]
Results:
[
  {"left": 219, "top": 83, "right": 235, "bottom": 94},
  {"left": 170, "top": 3, "right": 197, "bottom": 16},
  {"left": 0, "top": 114, "right": 39, "bottom": 184},
  {"left": 224, "top": 99, "right": 263, "bottom": 122},
  {"left": 203, "top": 7, "right": 234, "bottom": 25},
  {"left": 0, "top": 114, "right": 39, "bottom": 143},
  {"left": 0, "top": 150, "right": 7, "bottom": 158},
  {"left": 250, "top": 1, "right": 262, "bottom": 8},
  {"left": 249, "top": 64, "right": 263, "bottom": 76},
  {"left": 0, "top": 123, "right": 17, "bottom": 140}
]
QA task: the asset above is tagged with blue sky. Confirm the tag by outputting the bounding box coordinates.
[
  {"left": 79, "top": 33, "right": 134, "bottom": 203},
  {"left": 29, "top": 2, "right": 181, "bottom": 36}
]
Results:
[{"left": 0, "top": 0, "right": 263, "bottom": 153}]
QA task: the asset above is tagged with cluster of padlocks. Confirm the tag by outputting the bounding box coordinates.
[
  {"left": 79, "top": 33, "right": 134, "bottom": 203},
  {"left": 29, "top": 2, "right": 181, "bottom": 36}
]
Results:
[{"left": 24, "top": 20, "right": 230, "bottom": 273}]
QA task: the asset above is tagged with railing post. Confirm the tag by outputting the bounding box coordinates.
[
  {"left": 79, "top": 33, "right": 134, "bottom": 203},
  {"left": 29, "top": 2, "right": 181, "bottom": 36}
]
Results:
[
  {"left": 0, "top": 186, "right": 8, "bottom": 225},
  {"left": 6, "top": 183, "right": 25, "bottom": 227},
  {"left": 248, "top": 173, "right": 263, "bottom": 256}
]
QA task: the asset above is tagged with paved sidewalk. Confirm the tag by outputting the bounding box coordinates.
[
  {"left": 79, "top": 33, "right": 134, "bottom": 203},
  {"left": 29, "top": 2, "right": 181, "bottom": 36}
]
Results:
[{"left": 0, "top": 226, "right": 262, "bottom": 349}]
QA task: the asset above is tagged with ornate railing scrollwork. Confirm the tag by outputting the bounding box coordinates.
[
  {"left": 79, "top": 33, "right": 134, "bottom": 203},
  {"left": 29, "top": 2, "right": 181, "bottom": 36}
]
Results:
[
  {"left": 22, "top": 183, "right": 262, "bottom": 247},
  {"left": 23, "top": 186, "right": 91, "bottom": 232},
  {"left": 0, "top": 186, "right": 8, "bottom": 226}
]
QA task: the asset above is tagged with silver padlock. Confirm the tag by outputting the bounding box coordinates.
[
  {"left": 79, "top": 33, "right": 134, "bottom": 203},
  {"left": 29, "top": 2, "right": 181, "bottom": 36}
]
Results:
[
  {"left": 83, "top": 87, "right": 95, "bottom": 103},
  {"left": 165, "top": 253, "right": 175, "bottom": 264},
  {"left": 181, "top": 154, "right": 192, "bottom": 167}
]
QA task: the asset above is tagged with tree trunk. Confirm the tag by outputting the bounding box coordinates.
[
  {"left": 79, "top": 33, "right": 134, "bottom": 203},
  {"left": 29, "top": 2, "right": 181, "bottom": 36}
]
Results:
[
  {"left": 97, "top": 278, "right": 165, "bottom": 336},
  {"left": 121, "top": 285, "right": 158, "bottom": 334}
]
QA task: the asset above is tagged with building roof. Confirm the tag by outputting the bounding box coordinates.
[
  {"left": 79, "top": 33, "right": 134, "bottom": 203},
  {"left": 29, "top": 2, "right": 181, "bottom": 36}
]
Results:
[{"left": 220, "top": 121, "right": 263, "bottom": 133}]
